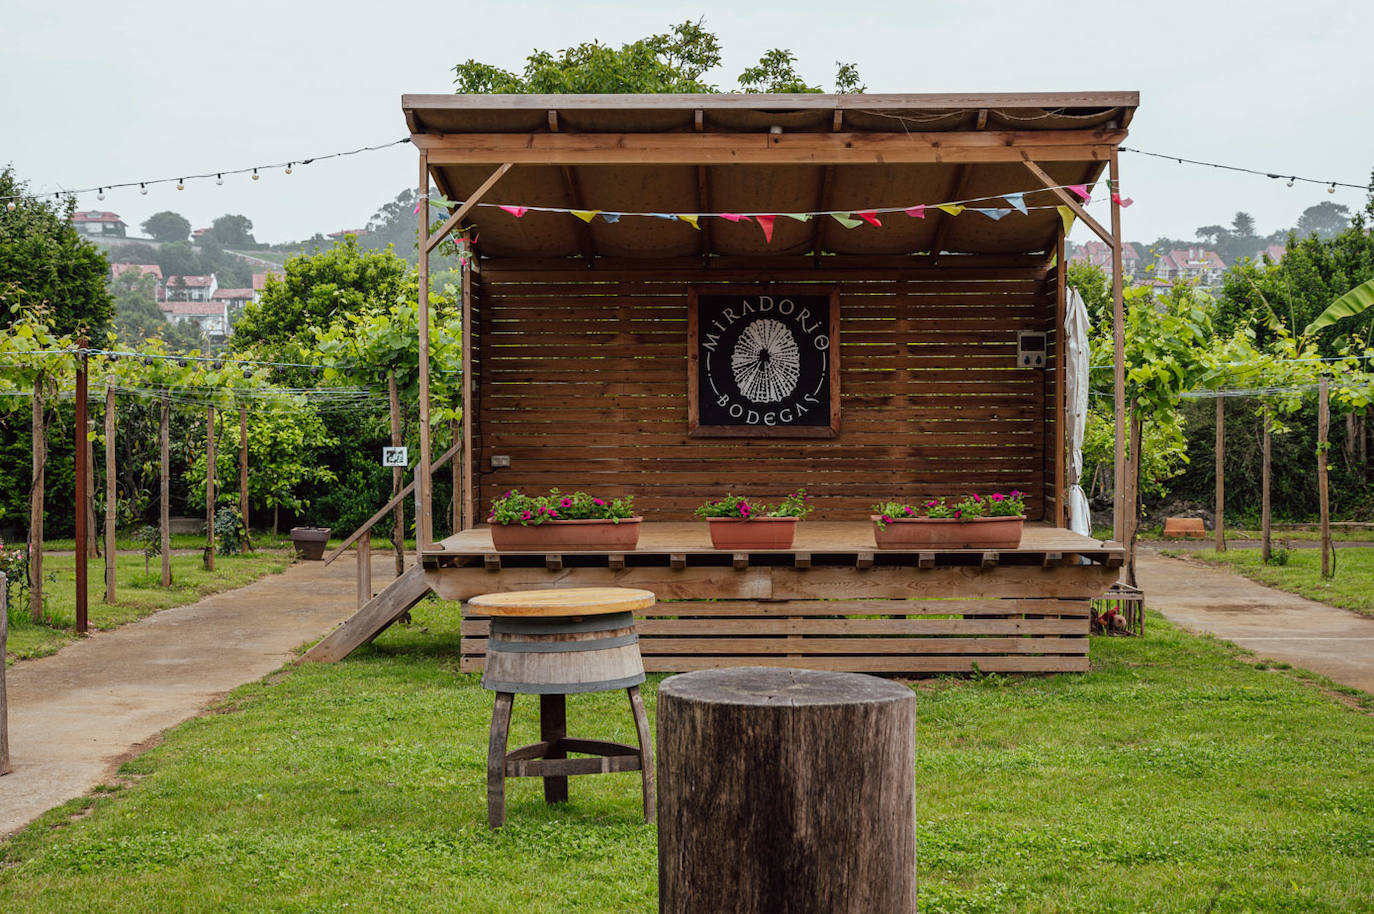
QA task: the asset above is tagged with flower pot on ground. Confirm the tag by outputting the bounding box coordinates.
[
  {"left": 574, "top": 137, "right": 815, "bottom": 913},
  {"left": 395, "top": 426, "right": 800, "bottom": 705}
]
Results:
[
  {"left": 871, "top": 492, "right": 1026, "bottom": 550},
  {"left": 487, "top": 489, "right": 640, "bottom": 552},
  {"left": 695, "top": 490, "right": 812, "bottom": 550},
  {"left": 289, "top": 526, "right": 331, "bottom": 560}
]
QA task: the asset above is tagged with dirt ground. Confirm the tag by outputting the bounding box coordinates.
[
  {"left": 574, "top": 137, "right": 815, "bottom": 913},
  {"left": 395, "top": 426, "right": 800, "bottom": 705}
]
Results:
[
  {"left": 1136, "top": 546, "right": 1374, "bottom": 695},
  {"left": 0, "top": 553, "right": 405, "bottom": 838}
]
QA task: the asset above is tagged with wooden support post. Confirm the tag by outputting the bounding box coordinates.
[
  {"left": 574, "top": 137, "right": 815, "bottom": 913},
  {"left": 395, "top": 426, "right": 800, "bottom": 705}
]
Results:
[
  {"left": 75, "top": 342, "right": 89, "bottom": 633},
  {"left": 357, "top": 531, "right": 372, "bottom": 608},
  {"left": 105, "top": 385, "right": 116, "bottom": 602},
  {"left": 1108, "top": 152, "right": 1127, "bottom": 551},
  {"left": 388, "top": 373, "right": 405, "bottom": 575},
  {"left": 0, "top": 574, "right": 8, "bottom": 775},
  {"left": 160, "top": 390, "right": 171, "bottom": 587},
  {"left": 239, "top": 405, "right": 250, "bottom": 552},
  {"left": 1319, "top": 377, "right": 1332, "bottom": 578},
  {"left": 1053, "top": 225, "right": 1067, "bottom": 528},
  {"left": 85, "top": 400, "right": 97, "bottom": 560},
  {"left": 1215, "top": 394, "right": 1225, "bottom": 553},
  {"left": 1126, "top": 408, "right": 1142, "bottom": 587},
  {"left": 460, "top": 257, "right": 474, "bottom": 530},
  {"left": 416, "top": 150, "right": 435, "bottom": 552},
  {"left": 1261, "top": 406, "right": 1272, "bottom": 564},
  {"left": 30, "top": 377, "right": 44, "bottom": 623},
  {"left": 658, "top": 668, "right": 916, "bottom": 914},
  {"left": 450, "top": 419, "right": 461, "bottom": 536},
  {"left": 205, "top": 404, "right": 215, "bottom": 571}
]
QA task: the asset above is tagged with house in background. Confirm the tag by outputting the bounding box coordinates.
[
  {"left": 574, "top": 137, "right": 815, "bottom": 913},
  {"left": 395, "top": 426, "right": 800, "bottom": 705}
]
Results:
[
  {"left": 1069, "top": 240, "right": 1145, "bottom": 278},
  {"left": 1255, "top": 244, "right": 1286, "bottom": 264},
  {"left": 163, "top": 301, "right": 229, "bottom": 340},
  {"left": 212, "top": 287, "right": 254, "bottom": 329},
  {"left": 1153, "top": 248, "right": 1226, "bottom": 287},
  {"left": 72, "top": 211, "right": 127, "bottom": 238},
  {"left": 162, "top": 274, "right": 217, "bottom": 303},
  {"left": 251, "top": 270, "right": 285, "bottom": 303},
  {"left": 110, "top": 263, "right": 164, "bottom": 296}
]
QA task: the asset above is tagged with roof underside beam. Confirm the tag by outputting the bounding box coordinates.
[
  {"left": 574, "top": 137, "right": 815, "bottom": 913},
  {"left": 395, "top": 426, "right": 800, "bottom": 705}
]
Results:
[{"left": 412, "top": 130, "right": 1124, "bottom": 166}]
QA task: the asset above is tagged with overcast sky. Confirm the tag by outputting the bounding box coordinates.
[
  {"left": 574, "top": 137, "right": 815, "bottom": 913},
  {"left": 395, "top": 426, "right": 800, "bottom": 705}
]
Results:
[{"left": 4, "top": 0, "right": 1371, "bottom": 248}]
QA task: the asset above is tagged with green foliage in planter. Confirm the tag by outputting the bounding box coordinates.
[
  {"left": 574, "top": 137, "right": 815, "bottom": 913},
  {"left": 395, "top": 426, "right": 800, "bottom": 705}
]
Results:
[
  {"left": 695, "top": 489, "right": 812, "bottom": 520},
  {"left": 488, "top": 489, "right": 635, "bottom": 526}
]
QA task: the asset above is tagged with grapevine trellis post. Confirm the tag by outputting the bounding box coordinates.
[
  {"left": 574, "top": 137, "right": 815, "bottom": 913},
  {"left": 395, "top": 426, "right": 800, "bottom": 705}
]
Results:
[
  {"left": 205, "top": 404, "right": 216, "bottom": 570},
  {"left": 1318, "top": 377, "right": 1332, "bottom": 577},
  {"left": 1, "top": 573, "right": 9, "bottom": 776},
  {"left": 29, "top": 376, "right": 44, "bottom": 623},
  {"left": 105, "top": 384, "right": 117, "bottom": 602},
  {"left": 239, "top": 405, "right": 250, "bottom": 552},
  {"left": 159, "top": 389, "right": 171, "bottom": 587},
  {"left": 1261, "top": 404, "right": 1273, "bottom": 563},
  {"left": 74, "top": 342, "right": 89, "bottom": 633},
  {"left": 1214, "top": 395, "right": 1225, "bottom": 552}
]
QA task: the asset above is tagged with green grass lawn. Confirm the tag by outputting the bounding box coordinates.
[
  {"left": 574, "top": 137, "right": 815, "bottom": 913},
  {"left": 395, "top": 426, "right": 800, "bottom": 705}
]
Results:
[
  {"left": 4, "top": 550, "right": 291, "bottom": 663},
  {"left": 1095, "top": 526, "right": 1373, "bottom": 543},
  {"left": 2, "top": 600, "right": 1372, "bottom": 912},
  {"left": 1177, "top": 546, "right": 1374, "bottom": 617}
]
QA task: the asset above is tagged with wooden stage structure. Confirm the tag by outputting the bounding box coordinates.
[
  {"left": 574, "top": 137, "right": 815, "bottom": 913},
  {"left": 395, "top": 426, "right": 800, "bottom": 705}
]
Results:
[{"left": 306, "top": 92, "right": 1135, "bottom": 674}]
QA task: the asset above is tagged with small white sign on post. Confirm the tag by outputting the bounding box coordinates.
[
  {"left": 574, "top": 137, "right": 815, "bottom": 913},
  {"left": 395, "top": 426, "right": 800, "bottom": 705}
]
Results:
[{"left": 382, "top": 446, "right": 409, "bottom": 468}]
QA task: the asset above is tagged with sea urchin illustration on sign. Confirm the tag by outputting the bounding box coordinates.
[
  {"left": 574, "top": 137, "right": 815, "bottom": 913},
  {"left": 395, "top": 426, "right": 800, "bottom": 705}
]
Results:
[{"left": 731, "top": 318, "right": 801, "bottom": 403}]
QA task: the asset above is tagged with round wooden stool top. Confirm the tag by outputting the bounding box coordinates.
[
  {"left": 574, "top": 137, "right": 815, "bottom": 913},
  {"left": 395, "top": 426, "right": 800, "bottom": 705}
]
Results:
[{"left": 469, "top": 587, "right": 656, "bottom": 618}]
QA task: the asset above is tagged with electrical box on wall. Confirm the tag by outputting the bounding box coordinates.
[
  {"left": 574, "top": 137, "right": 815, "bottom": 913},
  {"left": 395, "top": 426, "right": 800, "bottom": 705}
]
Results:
[{"left": 1017, "top": 331, "right": 1047, "bottom": 368}]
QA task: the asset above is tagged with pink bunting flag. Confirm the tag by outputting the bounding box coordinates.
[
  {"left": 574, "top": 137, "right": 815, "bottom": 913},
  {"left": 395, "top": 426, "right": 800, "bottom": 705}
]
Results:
[
  {"left": 857, "top": 211, "right": 882, "bottom": 227},
  {"left": 756, "top": 215, "right": 776, "bottom": 243},
  {"left": 499, "top": 205, "right": 528, "bottom": 218},
  {"left": 719, "top": 213, "right": 751, "bottom": 223},
  {"left": 904, "top": 205, "right": 925, "bottom": 219},
  {"left": 1067, "top": 184, "right": 1091, "bottom": 203},
  {"left": 412, "top": 201, "right": 421, "bottom": 214},
  {"left": 1111, "top": 193, "right": 1134, "bottom": 208}
]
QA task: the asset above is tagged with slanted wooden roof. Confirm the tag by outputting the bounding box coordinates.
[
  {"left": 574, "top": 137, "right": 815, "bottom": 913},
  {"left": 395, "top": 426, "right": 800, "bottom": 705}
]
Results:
[{"left": 403, "top": 92, "right": 1137, "bottom": 261}]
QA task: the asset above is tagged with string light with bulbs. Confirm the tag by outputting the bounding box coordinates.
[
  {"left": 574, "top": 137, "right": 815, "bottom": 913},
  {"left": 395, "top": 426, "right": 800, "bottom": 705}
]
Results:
[{"left": 1120, "top": 146, "right": 1369, "bottom": 192}]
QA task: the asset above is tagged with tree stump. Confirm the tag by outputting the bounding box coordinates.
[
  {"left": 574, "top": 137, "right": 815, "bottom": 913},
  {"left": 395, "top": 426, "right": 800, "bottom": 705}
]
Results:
[{"left": 657, "top": 667, "right": 915, "bottom": 914}]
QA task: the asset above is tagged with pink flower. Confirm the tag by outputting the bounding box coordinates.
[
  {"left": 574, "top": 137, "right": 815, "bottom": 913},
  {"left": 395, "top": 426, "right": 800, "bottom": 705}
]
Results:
[
  {"left": 1010, "top": 490, "right": 1023, "bottom": 497},
  {"left": 903, "top": 506, "right": 914, "bottom": 516},
  {"left": 560, "top": 497, "right": 572, "bottom": 507},
  {"left": 740, "top": 503, "right": 752, "bottom": 517},
  {"left": 990, "top": 493, "right": 1005, "bottom": 502},
  {"left": 925, "top": 500, "right": 939, "bottom": 508},
  {"left": 520, "top": 510, "right": 532, "bottom": 520},
  {"left": 549, "top": 509, "right": 559, "bottom": 518},
  {"left": 953, "top": 509, "right": 962, "bottom": 518},
  {"left": 971, "top": 494, "right": 982, "bottom": 502},
  {"left": 882, "top": 515, "right": 894, "bottom": 524},
  {"left": 592, "top": 498, "right": 605, "bottom": 506},
  {"left": 539, "top": 506, "right": 549, "bottom": 514}
]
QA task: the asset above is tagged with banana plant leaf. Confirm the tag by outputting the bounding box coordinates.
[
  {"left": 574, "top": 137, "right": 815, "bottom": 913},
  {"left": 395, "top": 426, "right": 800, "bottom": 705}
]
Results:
[{"left": 1304, "top": 277, "right": 1374, "bottom": 335}]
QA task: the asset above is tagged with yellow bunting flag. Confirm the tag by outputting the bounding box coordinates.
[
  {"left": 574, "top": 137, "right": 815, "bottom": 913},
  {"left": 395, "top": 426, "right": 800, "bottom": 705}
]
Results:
[
  {"left": 1056, "top": 206, "right": 1076, "bottom": 234},
  {"left": 936, "top": 204, "right": 965, "bottom": 216},
  {"left": 571, "top": 210, "right": 600, "bottom": 223},
  {"left": 676, "top": 214, "right": 700, "bottom": 230}
]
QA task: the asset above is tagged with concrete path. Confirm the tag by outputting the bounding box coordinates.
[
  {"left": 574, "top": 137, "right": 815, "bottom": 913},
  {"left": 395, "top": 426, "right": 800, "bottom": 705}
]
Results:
[
  {"left": 1136, "top": 547, "right": 1374, "bottom": 694},
  {"left": 1, "top": 554, "right": 407, "bottom": 838}
]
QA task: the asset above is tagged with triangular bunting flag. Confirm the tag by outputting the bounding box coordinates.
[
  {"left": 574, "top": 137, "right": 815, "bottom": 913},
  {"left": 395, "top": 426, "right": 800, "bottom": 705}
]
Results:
[
  {"left": 832, "top": 213, "right": 863, "bottom": 229},
  {"left": 676, "top": 214, "right": 700, "bottom": 229},
  {"left": 602, "top": 213, "right": 621, "bottom": 223},
  {"left": 499, "top": 205, "right": 529, "bottom": 218},
  {"left": 973, "top": 208, "right": 1009, "bottom": 220},
  {"left": 1067, "top": 184, "right": 1091, "bottom": 203},
  {"left": 856, "top": 211, "right": 882, "bottom": 227},
  {"left": 936, "top": 204, "right": 965, "bottom": 217},
  {"left": 719, "top": 213, "right": 751, "bottom": 223},
  {"left": 1056, "top": 206, "right": 1076, "bottom": 233},
  {"left": 1111, "top": 193, "right": 1134, "bottom": 208},
  {"left": 572, "top": 210, "right": 600, "bottom": 223},
  {"left": 757, "top": 215, "right": 776, "bottom": 243},
  {"left": 904, "top": 205, "right": 925, "bottom": 219},
  {"left": 783, "top": 213, "right": 812, "bottom": 222},
  {"left": 649, "top": 213, "right": 678, "bottom": 221},
  {"left": 1003, "top": 193, "right": 1027, "bottom": 215}
]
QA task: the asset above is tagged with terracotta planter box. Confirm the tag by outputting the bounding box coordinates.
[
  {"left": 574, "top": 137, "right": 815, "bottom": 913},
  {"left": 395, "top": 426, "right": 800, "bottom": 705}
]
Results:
[
  {"left": 705, "top": 517, "right": 799, "bottom": 550},
  {"left": 289, "top": 526, "right": 331, "bottom": 560},
  {"left": 490, "top": 517, "right": 643, "bottom": 552},
  {"left": 870, "top": 515, "right": 1025, "bottom": 550}
]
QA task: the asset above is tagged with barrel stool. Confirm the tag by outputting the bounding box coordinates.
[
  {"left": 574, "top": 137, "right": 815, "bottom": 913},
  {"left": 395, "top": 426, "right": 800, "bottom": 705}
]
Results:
[{"left": 469, "top": 586, "right": 656, "bottom": 828}]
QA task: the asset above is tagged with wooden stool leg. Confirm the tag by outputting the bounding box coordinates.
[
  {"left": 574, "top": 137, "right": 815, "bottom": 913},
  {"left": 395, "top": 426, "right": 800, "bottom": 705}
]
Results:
[
  {"left": 540, "top": 693, "right": 569, "bottom": 804},
  {"left": 487, "top": 692, "right": 513, "bottom": 828},
  {"left": 629, "top": 685, "right": 655, "bottom": 823}
]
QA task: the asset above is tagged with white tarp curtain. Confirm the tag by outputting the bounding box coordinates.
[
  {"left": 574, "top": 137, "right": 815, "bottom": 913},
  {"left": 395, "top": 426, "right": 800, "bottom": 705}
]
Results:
[{"left": 1065, "top": 288, "right": 1092, "bottom": 537}]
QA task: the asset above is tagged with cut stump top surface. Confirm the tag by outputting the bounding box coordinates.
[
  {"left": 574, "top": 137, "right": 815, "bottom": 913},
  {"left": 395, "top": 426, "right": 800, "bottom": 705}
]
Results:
[
  {"left": 659, "top": 667, "right": 914, "bottom": 708},
  {"left": 468, "top": 586, "right": 657, "bottom": 617}
]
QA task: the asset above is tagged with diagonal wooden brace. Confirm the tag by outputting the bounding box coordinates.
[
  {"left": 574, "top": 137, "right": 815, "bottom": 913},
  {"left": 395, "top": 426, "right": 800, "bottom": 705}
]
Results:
[
  {"left": 425, "top": 162, "right": 513, "bottom": 253},
  {"left": 1021, "top": 157, "right": 1116, "bottom": 249}
]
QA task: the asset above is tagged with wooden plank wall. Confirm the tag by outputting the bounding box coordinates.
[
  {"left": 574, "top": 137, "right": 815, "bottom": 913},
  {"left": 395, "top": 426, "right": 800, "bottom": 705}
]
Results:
[
  {"left": 459, "top": 599, "right": 1091, "bottom": 675},
  {"left": 472, "top": 268, "right": 1055, "bottom": 521}
]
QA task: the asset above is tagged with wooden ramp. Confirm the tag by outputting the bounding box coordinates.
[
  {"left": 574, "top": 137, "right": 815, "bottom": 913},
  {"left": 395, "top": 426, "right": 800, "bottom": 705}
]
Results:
[{"left": 300, "top": 564, "right": 432, "bottom": 663}]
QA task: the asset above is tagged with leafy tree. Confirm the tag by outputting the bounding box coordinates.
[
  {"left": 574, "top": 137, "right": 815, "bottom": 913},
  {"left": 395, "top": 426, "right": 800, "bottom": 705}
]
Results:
[
  {"left": 231, "top": 236, "right": 413, "bottom": 356},
  {"left": 1195, "top": 211, "right": 1261, "bottom": 265},
  {"left": 110, "top": 270, "right": 166, "bottom": 342},
  {"left": 1066, "top": 261, "right": 1112, "bottom": 329},
  {"left": 1296, "top": 202, "right": 1352, "bottom": 240},
  {"left": 156, "top": 240, "right": 205, "bottom": 277},
  {"left": 106, "top": 241, "right": 160, "bottom": 264},
  {"left": 141, "top": 211, "right": 191, "bottom": 244},
  {"left": 205, "top": 214, "right": 256, "bottom": 247},
  {"left": 0, "top": 167, "right": 114, "bottom": 337},
  {"left": 738, "top": 49, "right": 820, "bottom": 93}
]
